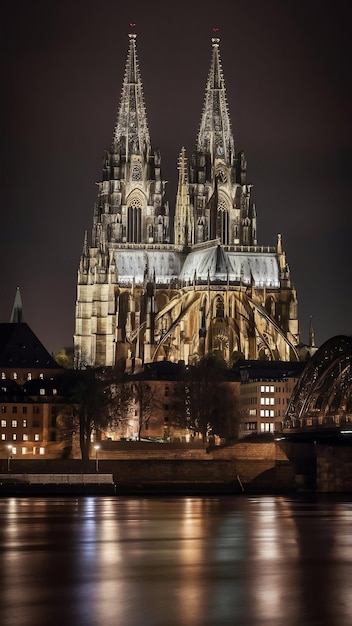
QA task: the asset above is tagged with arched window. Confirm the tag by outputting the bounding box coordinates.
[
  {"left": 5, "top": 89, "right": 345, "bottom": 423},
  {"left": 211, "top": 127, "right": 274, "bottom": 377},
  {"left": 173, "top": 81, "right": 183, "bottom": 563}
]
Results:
[
  {"left": 127, "top": 198, "right": 142, "bottom": 243},
  {"left": 217, "top": 200, "right": 229, "bottom": 244}
]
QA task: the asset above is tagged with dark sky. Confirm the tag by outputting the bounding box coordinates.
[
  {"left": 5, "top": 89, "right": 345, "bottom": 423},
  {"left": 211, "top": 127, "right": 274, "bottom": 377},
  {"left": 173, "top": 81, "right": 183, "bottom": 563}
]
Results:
[{"left": 2, "top": 0, "right": 351, "bottom": 355}]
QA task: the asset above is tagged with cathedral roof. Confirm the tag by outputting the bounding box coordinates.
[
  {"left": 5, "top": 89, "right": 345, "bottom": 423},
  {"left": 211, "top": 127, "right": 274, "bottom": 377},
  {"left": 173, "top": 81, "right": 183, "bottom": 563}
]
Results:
[
  {"left": 114, "top": 249, "right": 182, "bottom": 283},
  {"left": 179, "top": 244, "right": 280, "bottom": 287},
  {"left": 197, "top": 35, "right": 235, "bottom": 162},
  {"left": 0, "top": 323, "right": 61, "bottom": 370},
  {"left": 113, "top": 32, "right": 150, "bottom": 157}
]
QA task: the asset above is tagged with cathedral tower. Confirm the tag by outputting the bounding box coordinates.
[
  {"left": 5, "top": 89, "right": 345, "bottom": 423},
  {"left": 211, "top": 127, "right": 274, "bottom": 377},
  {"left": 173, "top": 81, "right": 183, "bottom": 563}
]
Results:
[
  {"left": 92, "top": 32, "right": 169, "bottom": 248},
  {"left": 74, "top": 32, "right": 300, "bottom": 369},
  {"left": 175, "top": 35, "right": 256, "bottom": 249}
]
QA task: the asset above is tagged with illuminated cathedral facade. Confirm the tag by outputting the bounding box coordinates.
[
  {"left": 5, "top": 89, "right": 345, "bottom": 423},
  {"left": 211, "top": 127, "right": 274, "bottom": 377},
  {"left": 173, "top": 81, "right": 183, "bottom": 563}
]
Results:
[{"left": 74, "top": 32, "right": 300, "bottom": 370}]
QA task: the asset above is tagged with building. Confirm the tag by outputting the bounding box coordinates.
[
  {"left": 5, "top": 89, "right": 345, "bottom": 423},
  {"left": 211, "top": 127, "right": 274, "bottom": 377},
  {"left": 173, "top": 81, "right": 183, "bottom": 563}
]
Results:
[
  {"left": 74, "top": 31, "right": 300, "bottom": 371},
  {"left": 0, "top": 289, "right": 70, "bottom": 460},
  {"left": 100, "top": 360, "right": 240, "bottom": 444},
  {"left": 237, "top": 360, "right": 305, "bottom": 437}
]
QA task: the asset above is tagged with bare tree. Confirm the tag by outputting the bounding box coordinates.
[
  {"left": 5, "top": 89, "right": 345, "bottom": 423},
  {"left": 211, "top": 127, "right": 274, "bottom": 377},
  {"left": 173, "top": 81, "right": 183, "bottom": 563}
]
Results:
[
  {"left": 131, "top": 378, "right": 157, "bottom": 440},
  {"left": 185, "top": 356, "right": 239, "bottom": 441},
  {"left": 64, "top": 366, "right": 131, "bottom": 464}
]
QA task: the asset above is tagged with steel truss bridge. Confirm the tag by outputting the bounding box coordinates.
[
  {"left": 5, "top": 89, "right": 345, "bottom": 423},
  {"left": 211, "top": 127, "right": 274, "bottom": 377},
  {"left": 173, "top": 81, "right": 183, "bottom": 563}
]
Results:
[{"left": 282, "top": 335, "right": 352, "bottom": 441}]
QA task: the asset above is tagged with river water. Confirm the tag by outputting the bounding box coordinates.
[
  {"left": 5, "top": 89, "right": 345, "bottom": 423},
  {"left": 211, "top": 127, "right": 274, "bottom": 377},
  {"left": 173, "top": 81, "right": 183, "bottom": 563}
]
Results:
[{"left": 1, "top": 495, "right": 352, "bottom": 626}]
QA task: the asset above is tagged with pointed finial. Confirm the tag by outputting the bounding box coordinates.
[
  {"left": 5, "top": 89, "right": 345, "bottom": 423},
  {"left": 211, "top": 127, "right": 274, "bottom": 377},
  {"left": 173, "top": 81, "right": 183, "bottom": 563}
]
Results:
[
  {"left": 212, "top": 27, "right": 220, "bottom": 45},
  {"left": 277, "top": 233, "right": 282, "bottom": 254},
  {"left": 10, "top": 286, "right": 23, "bottom": 323},
  {"left": 129, "top": 22, "right": 137, "bottom": 39},
  {"left": 309, "top": 316, "right": 315, "bottom": 348}
]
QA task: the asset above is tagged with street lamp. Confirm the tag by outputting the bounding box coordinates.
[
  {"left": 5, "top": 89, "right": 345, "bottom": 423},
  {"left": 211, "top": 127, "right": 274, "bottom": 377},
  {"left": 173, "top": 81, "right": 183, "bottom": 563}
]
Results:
[
  {"left": 7, "top": 445, "right": 12, "bottom": 473},
  {"left": 94, "top": 445, "right": 100, "bottom": 473}
]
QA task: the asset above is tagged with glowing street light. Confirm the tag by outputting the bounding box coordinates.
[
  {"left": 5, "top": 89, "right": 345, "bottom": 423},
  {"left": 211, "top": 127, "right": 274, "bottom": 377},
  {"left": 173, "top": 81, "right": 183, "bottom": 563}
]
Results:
[{"left": 94, "top": 445, "right": 100, "bottom": 473}]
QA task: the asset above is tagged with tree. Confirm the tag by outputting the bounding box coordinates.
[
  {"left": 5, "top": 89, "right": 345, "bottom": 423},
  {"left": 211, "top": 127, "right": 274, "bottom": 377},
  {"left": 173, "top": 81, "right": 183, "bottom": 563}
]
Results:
[
  {"left": 55, "top": 347, "right": 74, "bottom": 369},
  {"left": 64, "top": 366, "right": 131, "bottom": 464},
  {"left": 185, "top": 356, "right": 239, "bottom": 441},
  {"left": 131, "top": 378, "right": 157, "bottom": 440}
]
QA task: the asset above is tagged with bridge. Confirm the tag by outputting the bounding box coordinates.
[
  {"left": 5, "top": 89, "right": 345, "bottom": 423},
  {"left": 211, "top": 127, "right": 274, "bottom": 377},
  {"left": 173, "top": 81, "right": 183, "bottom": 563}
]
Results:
[{"left": 282, "top": 335, "right": 352, "bottom": 443}]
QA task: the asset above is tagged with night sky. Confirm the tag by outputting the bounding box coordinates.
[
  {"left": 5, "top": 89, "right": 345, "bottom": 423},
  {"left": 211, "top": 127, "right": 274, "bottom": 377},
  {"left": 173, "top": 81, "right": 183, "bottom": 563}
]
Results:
[{"left": 2, "top": 0, "right": 351, "bottom": 356}]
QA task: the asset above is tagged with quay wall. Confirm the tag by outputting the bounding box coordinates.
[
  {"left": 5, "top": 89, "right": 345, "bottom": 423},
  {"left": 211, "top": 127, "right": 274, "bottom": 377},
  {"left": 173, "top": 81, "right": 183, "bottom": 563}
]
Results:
[{"left": 0, "top": 442, "right": 300, "bottom": 493}]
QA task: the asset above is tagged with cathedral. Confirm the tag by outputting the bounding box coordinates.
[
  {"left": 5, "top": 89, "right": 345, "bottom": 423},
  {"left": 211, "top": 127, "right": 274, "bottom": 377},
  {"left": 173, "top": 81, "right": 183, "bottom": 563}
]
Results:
[{"left": 74, "top": 31, "right": 299, "bottom": 370}]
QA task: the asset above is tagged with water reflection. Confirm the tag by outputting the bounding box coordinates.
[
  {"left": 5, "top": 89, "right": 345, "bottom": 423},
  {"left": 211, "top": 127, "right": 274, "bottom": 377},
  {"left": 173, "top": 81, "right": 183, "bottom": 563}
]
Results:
[{"left": 1, "top": 496, "right": 352, "bottom": 625}]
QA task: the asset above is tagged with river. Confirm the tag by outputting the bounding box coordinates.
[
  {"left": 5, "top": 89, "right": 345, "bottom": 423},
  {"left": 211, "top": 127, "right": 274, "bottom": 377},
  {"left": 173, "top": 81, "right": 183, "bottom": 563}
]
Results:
[{"left": 0, "top": 495, "right": 352, "bottom": 625}]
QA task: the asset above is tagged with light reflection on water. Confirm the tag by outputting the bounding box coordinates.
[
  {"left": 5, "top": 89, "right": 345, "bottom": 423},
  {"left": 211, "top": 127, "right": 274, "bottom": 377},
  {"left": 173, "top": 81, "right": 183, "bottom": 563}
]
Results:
[{"left": 1, "top": 495, "right": 352, "bottom": 625}]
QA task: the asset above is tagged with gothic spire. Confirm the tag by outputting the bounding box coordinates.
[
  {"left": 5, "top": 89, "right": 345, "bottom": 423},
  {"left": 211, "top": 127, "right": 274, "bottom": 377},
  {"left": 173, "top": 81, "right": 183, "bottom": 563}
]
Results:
[
  {"left": 113, "top": 32, "right": 151, "bottom": 159},
  {"left": 309, "top": 316, "right": 316, "bottom": 348},
  {"left": 197, "top": 35, "right": 235, "bottom": 163},
  {"left": 10, "top": 286, "right": 23, "bottom": 323},
  {"left": 174, "top": 147, "right": 194, "bottom": 249}
]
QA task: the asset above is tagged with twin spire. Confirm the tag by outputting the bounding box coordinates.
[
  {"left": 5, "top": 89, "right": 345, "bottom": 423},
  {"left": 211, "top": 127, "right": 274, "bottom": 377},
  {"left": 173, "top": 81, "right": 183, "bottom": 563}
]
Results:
[
  {"left": 114, "top": 30, "right": 234, "bottom": 162},
  {"left": 113, "top": 32, "right": 150, "bottom": 158},
  {"left": 197, "top": 36, "right": 235, "bottom": 162}
]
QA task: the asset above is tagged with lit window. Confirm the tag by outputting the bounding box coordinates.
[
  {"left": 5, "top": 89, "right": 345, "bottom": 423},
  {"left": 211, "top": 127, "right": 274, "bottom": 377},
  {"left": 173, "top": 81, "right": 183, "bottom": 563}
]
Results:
[
  {"left": 1, "top": 434, "right": 5, "bottom": 441},
  {"left": 53, "top": 388, "right": 57, "bottom": 396},
  {"left": 13, "top": 372, "right": 18, "bottom": 380},
  {"left": 40, "top": 389, "right": 45, "bottom": 395},
  {"left": 270, "top": 398, "right": 275, "bottom": 405},
  {"left": 270, "top": 410, "right": 274, "bottom": 417},
  {"left": 270, "top": 386, "right": 274, "bottom": 393},
  {"left": 27, "top": 373, "right": 32, "bottom": 381},
  {"left": 34, "top": 434, "right": 40, "bottom": 441},
  {"left": 23, "top": 419, "right": 27, "bottom": 427},
  {"left": 265, "top": 398, "right": 270, "bottom": 405},
  {"left": 12, "top": 434, "right": 17, "bottom": 441},
  {"left": 1, "top": 419, "right": 6, "bottom": 427},
  {"left": 39, "top": 373, "right": 44, "bottom": 380},
  {"left": 1, "top": 372, "right": 5, "bottom": 380},
  {"left": 39, "top": 447, "right": 45, "bottom": 455},
  {"left": 260, "top": 398, "right": 265, "bottom": 405},
  {"left": 260, "top": 423, "right": 274, "bottom": 433},
  {"left": 22, "top": 447, "right": 27, "bottom": 455},
  {"left": 249, "top": 409, "right": 256, "bottom": 415},
  {"left": 260, "top": 385, "right": 265, "bottom": 392},
  {"left": 22, "top": 434, "right": 28, "bottom": 441},
  {"left": 11, "top": 420, "right": 18, "bottom": 427},
  {"left": 11, "top": 447, "right": 17, "bottom": 454}
]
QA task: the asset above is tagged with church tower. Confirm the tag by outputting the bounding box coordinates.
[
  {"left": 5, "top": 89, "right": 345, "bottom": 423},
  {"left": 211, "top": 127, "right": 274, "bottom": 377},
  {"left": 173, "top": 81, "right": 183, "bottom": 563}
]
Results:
[
  {"left": 75, "top": 31, "right": 300, "bottom": 369},
  {"left": 174, "top": 35, "right": 256, "bottom": 248},
  {"left": 92, "top": 32, "right": 169, "bottom": 248}
]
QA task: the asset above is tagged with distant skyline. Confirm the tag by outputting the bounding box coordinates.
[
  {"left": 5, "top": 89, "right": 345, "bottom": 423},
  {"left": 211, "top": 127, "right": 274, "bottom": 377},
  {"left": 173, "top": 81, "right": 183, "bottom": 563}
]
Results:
[{"left": 2, "top": 0, "right": 351, "bottom": 355}]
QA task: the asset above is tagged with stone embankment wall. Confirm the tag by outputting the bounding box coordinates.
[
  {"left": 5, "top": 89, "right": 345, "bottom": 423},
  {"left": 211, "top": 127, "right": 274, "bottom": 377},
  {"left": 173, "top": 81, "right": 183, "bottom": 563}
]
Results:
[
  {"left": 1, "top": 442, "right": 305, "bottom": 492},
  {"left": 316, "top": 446, "right": 352, "bottom": 492}
]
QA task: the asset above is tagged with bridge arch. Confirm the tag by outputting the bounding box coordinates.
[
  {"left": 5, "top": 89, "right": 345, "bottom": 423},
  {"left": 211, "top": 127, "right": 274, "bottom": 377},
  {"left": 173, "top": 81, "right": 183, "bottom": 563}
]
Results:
[{"left": 284, "top": 335, "right": 352, "bottom": 426}]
